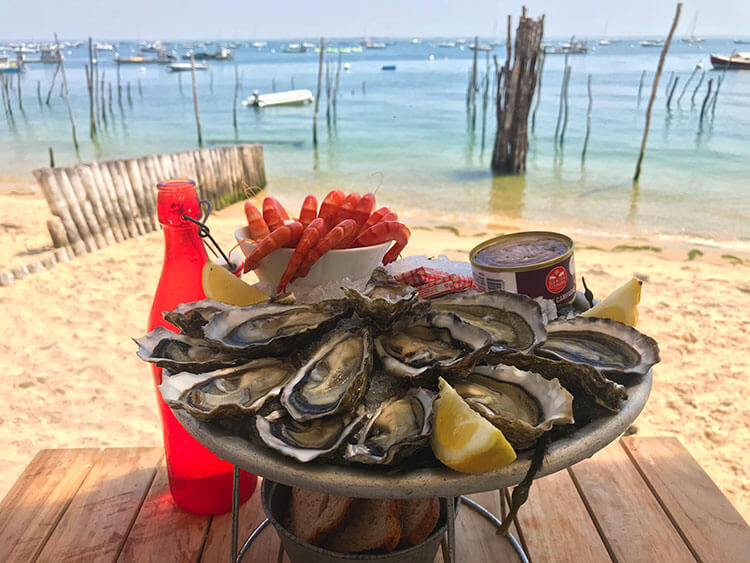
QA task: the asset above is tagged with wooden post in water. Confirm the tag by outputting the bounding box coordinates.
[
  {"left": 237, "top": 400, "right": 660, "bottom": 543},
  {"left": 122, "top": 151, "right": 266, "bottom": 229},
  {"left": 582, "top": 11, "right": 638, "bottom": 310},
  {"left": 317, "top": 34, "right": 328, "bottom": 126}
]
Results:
[
  {"left": 634, "top": 2, "right": 681, "bottom": 182},
  {"left": 93, "top": 43, "right": 100, "bottom": 125},
  {"left": 15, "top": 53, "right": 23, "bottom": 111},
  {"left": 325, "top": 60, "right": 331, "bottom": 126},
  {"left": 691, "top": 70, "right": 705, "bottom": 105},
  {"left": 333, "top": 52, "right": 342, "bottom": 121},
  {"left": 49, "top": 147, "right": 55, "bottom": 167},
  {"left": 677, "top": 62, "right": 700, "bottom": 105},
  {"left": 54, "top": 33, "right": 79, "bottom": 152},
  {"left": 470, "top": 35, "right": 479, "bottom": 129},
  {"left": 637, "top": 69, "right": 646, "bottom": 105},
  {"left": 190, "top": 53, "right": 203, "bottom": 147},
  {"left": 116, "top": 61, "right": 122, "bottom": 107},
  {"left": 664, "top": 71, "right": 675, "bottom": 97},
  {"left": 581, "top": 74, "right": 592, "bottom": 164},
  {"left": 699, "top": 78, "right": 713, "bottom": 124},
  {"left": 531, "top": 51, "right": 545, "bottom": 134},
  {"left": 85, "top": 65, "right": 96, "bottom": 137},
  {"left": 491, "top": 10, "right": 545, "bottom": 174},
  {"left": 666, "top": 76, "right": 679, "bottom": 109},
  {"left": 178, "top": 72, "right": 183, "bottom": 95},
  {"left": 127, "top": 82, "right": 132, "bottom": 105},
  {"left": 36, "top": 80, "right": 42, "bottom": 107},
  {"left": 138, "top": 79, "right": 142, "bottom": 98},
  {"left": 233, "top": 62, "right": 240, "bottom": 133},
  {"left": 313, "top": 37, "right": 324, "bottom": 147},
  {"left": 554, "top": 45, "right": 570, "bottom": 145},
  {"left": 559, "top": 65, "right": 572, "bottom": 147},
  {"left": 45, "top": 61, "right": 61, "bottom": 105},
  {"left": 107, "top": 82, "right": 112, "bottom": 114},
  {"left": 710, "top": 74, "right": 724, "bottom": 115},
  {"left": 209, "top": 70, "right": 214, "bottom": 95}
]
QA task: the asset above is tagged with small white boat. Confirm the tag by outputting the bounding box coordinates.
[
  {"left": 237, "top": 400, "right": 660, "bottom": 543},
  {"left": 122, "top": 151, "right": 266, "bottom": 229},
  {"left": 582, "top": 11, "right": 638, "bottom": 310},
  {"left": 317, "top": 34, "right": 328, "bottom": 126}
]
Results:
[
  {"left": 251, "top": 41, "right": 267, "bottom": 48},
  {"left": 95, "top": 42, "right": 115, "bottom": 51},
  {"left": 242, "top": 89, "right": 314, "bottom": 108},
  {"left": 437, "top": 41, "right": 456, "bottom": 48},
  {"left": 0, "top": 55, "right": 22, "bottom": 74},
  {"left": 168, "top": 62, "right": 208, "bottom": 71},
  {"left": 640, "top": 40, "right": 664, "bottom": 47}
]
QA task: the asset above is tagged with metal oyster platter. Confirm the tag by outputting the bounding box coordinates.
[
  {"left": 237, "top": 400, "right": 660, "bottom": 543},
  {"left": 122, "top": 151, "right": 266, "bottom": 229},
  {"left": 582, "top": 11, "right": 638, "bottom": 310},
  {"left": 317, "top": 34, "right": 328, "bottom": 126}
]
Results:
[{"left": 173, "top": 368, "right": 650, "bottom": 499}]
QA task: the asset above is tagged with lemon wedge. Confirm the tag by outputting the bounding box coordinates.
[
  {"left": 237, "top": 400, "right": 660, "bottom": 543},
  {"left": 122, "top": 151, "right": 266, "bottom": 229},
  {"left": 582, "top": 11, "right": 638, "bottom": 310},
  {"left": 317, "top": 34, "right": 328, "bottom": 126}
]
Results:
[
  {"left": 202, "top": 261, "right": 269, "bottom": 306},
  {"left": 431, "top": 378, "right": 516, "bottom": 473},
  {"left": 581, "top": 277, "right": 642, "bottom": 327}
]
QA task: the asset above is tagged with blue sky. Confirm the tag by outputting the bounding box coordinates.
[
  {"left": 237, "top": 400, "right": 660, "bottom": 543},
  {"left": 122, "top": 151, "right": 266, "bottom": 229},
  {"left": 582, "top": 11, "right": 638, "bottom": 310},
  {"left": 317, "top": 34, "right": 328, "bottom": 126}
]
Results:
[{"left": 2, "top": 1, "right": 748, "bottom": 40}]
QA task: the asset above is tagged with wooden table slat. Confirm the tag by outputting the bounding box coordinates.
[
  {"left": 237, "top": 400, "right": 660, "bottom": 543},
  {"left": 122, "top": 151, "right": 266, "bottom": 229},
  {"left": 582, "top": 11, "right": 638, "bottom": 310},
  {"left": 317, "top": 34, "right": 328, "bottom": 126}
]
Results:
[
  {"left": 200, "top": 477, "right": 284, "bottom": 562},
  {"left": 117, "top": 458, "right": 211, "bottom": 563},
  {"left": 569, "top": 440, "right": 697, "bottom": 563},
  {"left": 36, "top": 447, "right": 162, "bottom": 563},
  {"left": 622, "top": 436, "right": 750, "bottom": 563},
  {"left": 0, "top": 448, "right": 100, "bottom": 563},
  {"left": 512, "top": 467, "right": 612, "bottom": 563}
]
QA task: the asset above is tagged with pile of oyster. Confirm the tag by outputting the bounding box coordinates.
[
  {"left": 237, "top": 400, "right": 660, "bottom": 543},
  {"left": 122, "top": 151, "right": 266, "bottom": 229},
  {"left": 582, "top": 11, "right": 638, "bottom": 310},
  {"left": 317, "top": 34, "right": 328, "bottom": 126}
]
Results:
[{"left": 135, "top": 268, "right": 660, "bottom": 468}]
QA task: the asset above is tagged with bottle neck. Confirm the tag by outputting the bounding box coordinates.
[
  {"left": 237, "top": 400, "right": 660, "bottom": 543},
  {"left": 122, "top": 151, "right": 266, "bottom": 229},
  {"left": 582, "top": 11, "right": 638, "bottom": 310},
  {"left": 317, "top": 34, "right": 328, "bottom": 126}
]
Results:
[{"left": 162, "top": 224, "right": 208, "bottom": 264}]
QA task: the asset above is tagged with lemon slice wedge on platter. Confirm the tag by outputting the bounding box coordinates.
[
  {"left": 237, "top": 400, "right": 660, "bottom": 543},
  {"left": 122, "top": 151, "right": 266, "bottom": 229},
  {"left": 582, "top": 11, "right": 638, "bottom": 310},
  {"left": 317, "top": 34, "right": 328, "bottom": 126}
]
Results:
[
  {"left": 202, "top": 261, "right": 269, "bottom": 306},
  {"left": 581, "top": 278, "right": 642, "bottom": 327}
]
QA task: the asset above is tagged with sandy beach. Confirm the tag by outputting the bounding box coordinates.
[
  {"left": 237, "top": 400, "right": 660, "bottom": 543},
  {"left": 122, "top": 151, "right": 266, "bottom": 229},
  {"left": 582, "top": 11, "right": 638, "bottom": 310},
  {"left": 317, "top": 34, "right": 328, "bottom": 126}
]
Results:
[{"left": 1, "top": 185, "right": 748, "bottom": 522}]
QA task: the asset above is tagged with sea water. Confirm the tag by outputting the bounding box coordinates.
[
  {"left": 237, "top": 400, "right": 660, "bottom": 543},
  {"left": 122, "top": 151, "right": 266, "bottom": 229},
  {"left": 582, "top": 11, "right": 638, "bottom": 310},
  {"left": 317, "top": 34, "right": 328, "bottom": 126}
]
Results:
[{"left": 1, "top": 38, "right": 748, "bottom": 246}]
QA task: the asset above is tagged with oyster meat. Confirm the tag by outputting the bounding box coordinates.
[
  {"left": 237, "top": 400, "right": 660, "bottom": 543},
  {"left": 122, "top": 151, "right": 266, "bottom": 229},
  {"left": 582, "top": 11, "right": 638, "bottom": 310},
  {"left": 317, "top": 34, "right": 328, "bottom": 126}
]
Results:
[
  {"left": 375, "top": 312, "right": 491, "bottom": 379},
  {"left": 344, "top": 387, "right": 435, "bottom": 465},
  {"left": 343, "top": 267, "right": 421, "bottom": 329},
  {"left": 281, "top": 327, "right": 373, "bottom": 421},
  {"left": 202, "top": 299, "right": 351, "bottom": 354},
  {"left": 255, "top": 409, "right": 364, "bottom": 462},
  {"left": 159, "top": 358, "right": 297, "bottom": 421},
  {"left": 431, "top": 290, "right": 547, "bottom": 355},
  {"left": 163, "top": 299, "right": 235, "bottom": 337},
  {"left": 134, "top": 326, "right": 243, "bottom": 373},
  {"left": 537, "top": 317, "right": 660, "bottom": 382},
  {"left": 449, "top": 365, "right": 573, "bottom": 449}
]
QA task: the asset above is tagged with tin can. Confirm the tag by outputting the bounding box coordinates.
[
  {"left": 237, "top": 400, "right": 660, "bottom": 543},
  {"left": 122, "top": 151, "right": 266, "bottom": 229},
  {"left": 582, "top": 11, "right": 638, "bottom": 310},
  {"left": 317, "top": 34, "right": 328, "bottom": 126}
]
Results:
[{"left": 469, "top": 231, "right": 576, "bottom": 305}]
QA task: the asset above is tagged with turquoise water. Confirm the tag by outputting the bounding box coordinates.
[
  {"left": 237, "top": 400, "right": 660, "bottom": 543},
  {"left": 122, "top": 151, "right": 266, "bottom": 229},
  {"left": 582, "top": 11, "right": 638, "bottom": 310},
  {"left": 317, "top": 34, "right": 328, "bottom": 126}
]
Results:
[{"left": 1, "top": 38, "right": 749, "bottom": 245}]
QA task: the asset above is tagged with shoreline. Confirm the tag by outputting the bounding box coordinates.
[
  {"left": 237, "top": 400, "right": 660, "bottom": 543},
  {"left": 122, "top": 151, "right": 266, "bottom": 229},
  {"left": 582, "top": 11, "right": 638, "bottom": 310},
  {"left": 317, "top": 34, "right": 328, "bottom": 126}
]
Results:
[{"left": 0, "top": 190, "right": 748, "bottom": 521}]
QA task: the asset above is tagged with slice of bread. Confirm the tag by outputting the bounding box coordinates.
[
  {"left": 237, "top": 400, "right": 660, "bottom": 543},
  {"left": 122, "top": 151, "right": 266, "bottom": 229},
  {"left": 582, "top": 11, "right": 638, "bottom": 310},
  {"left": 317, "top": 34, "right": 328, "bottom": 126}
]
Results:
[
  {"left": 399, "top": 498, "right": 440, "bottom": 546},
  {"left": 324, "top": 498, "right": 403, "bottom": 553},
  {"left": 288, "top": 487, "right": 352, "bottom": 545}
]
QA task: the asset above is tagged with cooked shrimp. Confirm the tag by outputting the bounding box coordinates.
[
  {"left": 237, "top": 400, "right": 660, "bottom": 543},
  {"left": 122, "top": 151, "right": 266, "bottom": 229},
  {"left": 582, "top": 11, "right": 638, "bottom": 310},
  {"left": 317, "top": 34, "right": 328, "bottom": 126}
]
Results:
[
  {"left": 334, "top": 193, "right": 361, "bottom": 224},
  {"left": 355, "top": 221, "right": 410, "bottom": 265},
  {"left": 351, "top": 192, "right": 375, "bottom": 228},
  {"left": 317, "top": 189, "right": 346, "bottom": 224},
  {"left": 262, "top": 197, "right": 286, "bottom": 231},
  {"left": 359, "top": 206, "right": 395, "bottom": 234},
  {"left": 276, "top": 217, "right": 327, "bottom": 293},
  {"left": 243, "top": 221, "right": 303, "bottom": 273},
  {"left": 334, "top": 219, "right": 361, "bottom": 249},
  {"left": 244, "top": 201, "right": 270, "bottom": 239},
  {"left": 294, "top": 219, "right": 358, "bottom": 280},
  {"left": 298, "top": 195, "right": 318, "bottom": 228}
]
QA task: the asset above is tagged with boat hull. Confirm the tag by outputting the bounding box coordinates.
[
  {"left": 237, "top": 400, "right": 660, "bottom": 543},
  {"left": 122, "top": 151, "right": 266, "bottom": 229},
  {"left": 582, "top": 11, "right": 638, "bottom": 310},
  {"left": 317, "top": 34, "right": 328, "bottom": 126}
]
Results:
[{"left": 710, "top": 54, "right": 750, "bottom": 70}]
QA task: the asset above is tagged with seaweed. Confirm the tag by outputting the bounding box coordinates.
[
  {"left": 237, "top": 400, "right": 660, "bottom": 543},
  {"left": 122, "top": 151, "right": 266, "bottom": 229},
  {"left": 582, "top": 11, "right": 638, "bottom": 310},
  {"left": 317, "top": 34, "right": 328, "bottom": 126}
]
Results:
[
  {"left": 721, "top": 254, "right": 744, "bottom": 266},
  {"left": 435, "top": 225, "right": 461, "bottom": 237},
  {"left": 612, "top": 244, "right": 662, "bottom": 253},
  {"left": 686, "top": 249, "right": 704, "bottom": 261}
]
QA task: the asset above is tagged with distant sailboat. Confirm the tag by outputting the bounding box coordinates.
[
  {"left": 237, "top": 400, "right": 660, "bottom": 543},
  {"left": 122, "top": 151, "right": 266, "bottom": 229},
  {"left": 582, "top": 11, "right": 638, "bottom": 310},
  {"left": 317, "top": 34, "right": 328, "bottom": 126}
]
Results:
[
  {"left": 682, "top": 11, "right": 704, "bottom": 44},
  {"left": 598, "top": 21, "right": 615, "bottom": 45}
]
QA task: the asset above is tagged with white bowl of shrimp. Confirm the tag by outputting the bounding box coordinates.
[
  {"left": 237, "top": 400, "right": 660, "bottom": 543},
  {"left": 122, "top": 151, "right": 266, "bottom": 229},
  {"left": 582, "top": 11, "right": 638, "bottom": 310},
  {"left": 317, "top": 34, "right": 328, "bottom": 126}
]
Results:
[{"left": 235, "top": 226, "right": 391, "bottom": 289}]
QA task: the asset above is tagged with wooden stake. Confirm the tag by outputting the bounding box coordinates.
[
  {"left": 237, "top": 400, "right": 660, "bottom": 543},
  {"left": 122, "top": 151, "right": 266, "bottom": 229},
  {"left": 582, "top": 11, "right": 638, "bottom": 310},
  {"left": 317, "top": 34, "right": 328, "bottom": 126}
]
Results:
[
  {"left": 233, "top": 62, "right": 240, "bottom": 133},
  {"left": 582, "top": 74, "right": 592, "bottom": 163},
  {"left": 190, "top": 53, "right": 203, "bottom": 147},
  {"left": 699, "top": 78, "right": 713, "bottom": 124},
  {"left": 138, "top": 79, "right": 142, "bottom": 98},
  {"left": 178, "top": 72, "right": 183, "bottom": 95},
  {"left": 325, "top": 60, "right": 331, "bottom": 126},
  {"left": 471, "top": 35, "right": 479, "bottom": 129},
  {"left": 637, "top": 69, "right": 646, "bottom": 105},
  {"left": 634, "top": 2, "right": 681, "bottom": 182},
  {"left": 36, "top": 80, "right": 41, "bottom": 106},
  {"left": 666, "top": 76, "right": 679, "bottom": 109},
  {"left": 127, "top": 81, "right": 132, "bottom": 105},
  {"left": 710, "top": 74, "right": 724, "bottom": 115},
  {"left": 313, "top": 37, "right": 324, "bottom": 147},
  {"left": 45, "top": 61, "right": 61, "bottom": 105},
  {"left": 108, "top": 81, "right": 112, "bottom": 114},
  {"left": 49, "top": 147, "right": 55, "bottom": 167},
  {"left": 93, "top": 44, "right": 100, "bottom": 125},
  {"left": 85, "top": 65, "right": 95, "bottom": 137},
  {"left": 209, "top": 70, "right": 214, "bottom": 94},
  {"left": 531, "top": 50, "right": 545, "bottom": 134},
  {"left": 691, "top": 70, "right": 705, "bottom": 105},
  {"left": 677, "top": 62, "right": 700, "bottom": 105},
  {"left": 554, "top": 47, "right": 570, "bottom": 144},
  {"left": 15, "top": 53, "right": 23, "bottom": 111},
  {"left": 664, "top": 71, "right": 675, "bottom": 97},
  {"left": 54, "top": 33, "right": 79, "bottom": 151},
  {"left": 333, "top": 51, "right": 342, "bottom": 119},
  {"left": 100, "top": 71, "right": 106, "bottom": 126},
  {"left": 559, "top": 64, "right": 572, "bottom": 146},
  {"left": 116, "top": 61, "right": 122, "bottom": 106}
]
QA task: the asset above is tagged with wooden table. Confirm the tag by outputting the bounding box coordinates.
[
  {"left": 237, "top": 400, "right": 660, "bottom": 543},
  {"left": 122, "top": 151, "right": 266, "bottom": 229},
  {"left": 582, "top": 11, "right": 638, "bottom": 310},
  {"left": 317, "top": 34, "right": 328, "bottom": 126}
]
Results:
[{"left": 1, "top": 437, "right": 748, "bottom": 562}]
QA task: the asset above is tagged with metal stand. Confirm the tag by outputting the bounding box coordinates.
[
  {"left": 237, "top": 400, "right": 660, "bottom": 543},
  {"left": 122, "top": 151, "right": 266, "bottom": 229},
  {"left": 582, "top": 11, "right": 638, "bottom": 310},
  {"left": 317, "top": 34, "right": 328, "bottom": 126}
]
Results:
[{"left": 229, "top": 468, "right": 529, "bottom": 563}]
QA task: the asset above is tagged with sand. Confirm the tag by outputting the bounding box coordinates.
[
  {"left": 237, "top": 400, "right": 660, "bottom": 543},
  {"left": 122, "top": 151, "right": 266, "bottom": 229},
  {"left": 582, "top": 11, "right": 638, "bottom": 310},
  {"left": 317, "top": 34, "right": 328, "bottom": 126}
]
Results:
[{"left": 1, "top": 187, "right": 748, "bottom": 522}]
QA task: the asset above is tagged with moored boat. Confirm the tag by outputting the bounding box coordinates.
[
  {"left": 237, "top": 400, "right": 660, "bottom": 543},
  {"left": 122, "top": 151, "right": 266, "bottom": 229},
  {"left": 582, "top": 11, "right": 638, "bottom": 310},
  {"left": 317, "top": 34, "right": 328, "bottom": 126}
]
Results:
[
  {"left": 640, "top": 39, "right": 664, "bottom": 47},
  {"left": 242, "top": 89, "right": 314, "bottom": 108},
  {"left": 0, "top": 55, "right": 22, "bottom": 74},
  {"left": 168, "top": 62, "right": 209, "bottom": 71},
  {"left": 710, "top": 52, "right": 750, "bottom": 70},
  {"left": 282, "top": 43, "right": 306, "bottom": 53}
]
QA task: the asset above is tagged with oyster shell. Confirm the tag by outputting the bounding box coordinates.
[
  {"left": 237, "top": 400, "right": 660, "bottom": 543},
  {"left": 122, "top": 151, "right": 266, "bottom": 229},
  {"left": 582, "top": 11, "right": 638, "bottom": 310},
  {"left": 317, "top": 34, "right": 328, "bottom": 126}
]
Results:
[
  {"left": 449, "top": 365, "right": 574, "bottom": 449},
  {"left": 134, "top": 326, "right": 243, "bottom": 373},
  {"left": 431, "top": 290, "right": 547, "bottom": 355},
  {"left": 344, "top": 387, "right": 435, "bottom": 465},
  {"left": 163, "top": 299, "right": 235, "bottom": 337},
  {"left": 281, "top": 327, "right": 373, "bottom": 421},
  {"left": 375, "top": 312, "right": 491, "bottom": 379},
  {"left": 255, "top": 409, "right": 364, "bottom": 462},
  {"left": 202, "top": 299, "right": 351, "bottom": 354},
  {"left": 343, "top": 267, "right": 421, "bottom": 329},
  {"left": 537, "top": 317, "right": 660, "bottom": 382},
  {"left": 159, "top": 358, "right": 296, "bottom": 421}
]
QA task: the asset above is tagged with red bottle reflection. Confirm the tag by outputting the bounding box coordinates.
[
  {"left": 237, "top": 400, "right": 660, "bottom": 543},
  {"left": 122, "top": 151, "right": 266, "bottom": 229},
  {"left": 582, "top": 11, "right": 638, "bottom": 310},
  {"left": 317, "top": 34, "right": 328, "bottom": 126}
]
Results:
[{"left": 148, "top": 178, "right": 256, "bottom": 514}]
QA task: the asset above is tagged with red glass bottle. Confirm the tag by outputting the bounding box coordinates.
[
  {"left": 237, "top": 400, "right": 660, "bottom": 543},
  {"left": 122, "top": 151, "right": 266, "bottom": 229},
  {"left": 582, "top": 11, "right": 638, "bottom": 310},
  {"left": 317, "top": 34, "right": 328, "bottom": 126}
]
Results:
[{"left": 148, "top": 178, "right": 256, "bottom": 514}]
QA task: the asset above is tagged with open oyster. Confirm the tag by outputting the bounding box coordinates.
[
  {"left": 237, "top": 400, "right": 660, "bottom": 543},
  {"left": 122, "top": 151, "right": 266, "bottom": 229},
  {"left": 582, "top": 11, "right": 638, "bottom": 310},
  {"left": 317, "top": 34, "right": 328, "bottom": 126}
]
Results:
[
  {"left": 134, "top": 326, "right": 243, "bottom": 373},
  {"left": 344, "top": 387, "right": 435, "bottom": 465},
  {"left": 431, "top": 290, "right": 547, "bottom": 355},
  {"left": 159, "top": 358, "right": 296, "bottom": 421},
  {"left": 281, "top": 327, "right": 373, "bottom": 421},
  {"left": 537, "top": 317, "right": 660, "bottom": 382},
  {"left": 202, "top": 299, "right": 351, "bottom": 354},
  {"left": 255, "top": 409, "right": 364, "bottom": 462},
  {"left": 163, "top": 299, "right": 235, "bottom": 337},
  {"left": 375, "top": 312, "right": 491, "bottom": 379},
  {"left": 343, "top": 267, "right": 421, "bottom": 329},
  {"left": 448, "top": 365, "right": 573, "bottom": 450}
]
